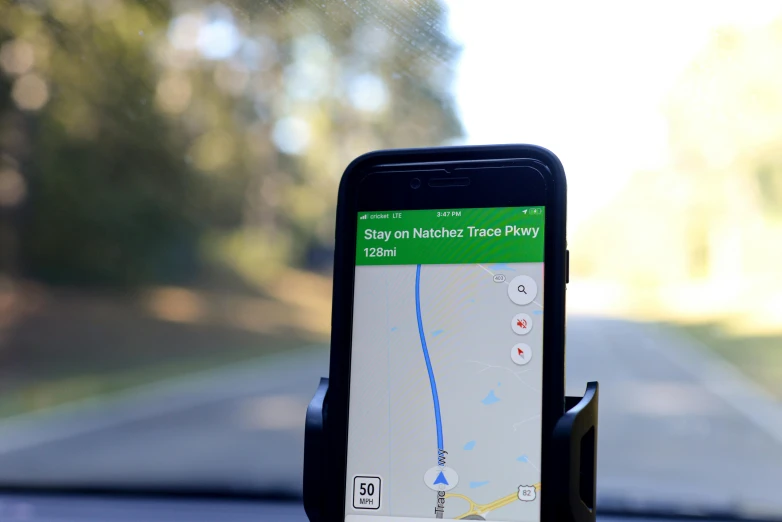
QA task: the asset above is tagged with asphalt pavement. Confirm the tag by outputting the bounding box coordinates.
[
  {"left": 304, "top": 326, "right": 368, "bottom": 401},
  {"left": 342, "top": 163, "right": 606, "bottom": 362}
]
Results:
[
  {"left": 566, "top": 318, "right": 782, "bottom": 516},
  {"left": 0, "top": 318, "right": 780, "bottom": 515}
]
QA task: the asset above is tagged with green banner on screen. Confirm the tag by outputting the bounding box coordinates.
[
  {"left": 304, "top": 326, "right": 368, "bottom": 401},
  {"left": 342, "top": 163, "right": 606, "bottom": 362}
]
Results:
[{"left": 355, "top": 207, "right": 544, "bottom": 266}]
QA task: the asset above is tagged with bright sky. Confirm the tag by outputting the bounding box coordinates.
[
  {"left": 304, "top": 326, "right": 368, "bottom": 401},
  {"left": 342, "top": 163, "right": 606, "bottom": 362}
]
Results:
[{"left": 445, "top": 1, "right": 782, "bottom": 231}]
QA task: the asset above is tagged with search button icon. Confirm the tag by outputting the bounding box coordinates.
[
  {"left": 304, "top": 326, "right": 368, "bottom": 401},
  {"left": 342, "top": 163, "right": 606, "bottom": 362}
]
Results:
[{"left": 508, "top": 275, "right": 537, "bottom": 305}]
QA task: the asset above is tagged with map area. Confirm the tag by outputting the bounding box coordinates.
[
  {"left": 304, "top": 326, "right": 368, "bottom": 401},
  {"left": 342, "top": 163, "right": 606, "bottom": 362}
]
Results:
[{"left": 345, "top": 260, "right": 544, "bottom": 521}]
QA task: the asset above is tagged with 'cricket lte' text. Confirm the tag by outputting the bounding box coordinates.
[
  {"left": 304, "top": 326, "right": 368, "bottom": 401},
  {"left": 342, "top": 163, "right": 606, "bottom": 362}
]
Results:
[{"left": 364, "top": 225, "right": 540, "bottom": 242}]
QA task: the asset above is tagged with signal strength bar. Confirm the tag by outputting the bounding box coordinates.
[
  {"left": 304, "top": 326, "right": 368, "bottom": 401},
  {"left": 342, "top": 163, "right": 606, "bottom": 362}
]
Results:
[{"left": 360, "top": 214, "right": 368, "bottom": 220}]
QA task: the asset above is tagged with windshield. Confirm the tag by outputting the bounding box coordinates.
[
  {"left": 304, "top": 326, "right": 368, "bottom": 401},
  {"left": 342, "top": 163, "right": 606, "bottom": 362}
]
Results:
[{"left": 1, "top": 0, "right": 782, "bottom": 517}]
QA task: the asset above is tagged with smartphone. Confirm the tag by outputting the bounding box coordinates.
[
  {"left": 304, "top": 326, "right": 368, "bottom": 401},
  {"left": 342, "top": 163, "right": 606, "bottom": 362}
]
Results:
[{"left": 326, "top": 145, "right": 567, "bottom": 522}]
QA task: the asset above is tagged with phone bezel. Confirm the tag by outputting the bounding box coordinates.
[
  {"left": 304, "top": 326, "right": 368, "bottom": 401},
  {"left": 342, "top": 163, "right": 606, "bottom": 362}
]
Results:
[{"left": 327, "top": 145, "right": 567, "bottom": 520}]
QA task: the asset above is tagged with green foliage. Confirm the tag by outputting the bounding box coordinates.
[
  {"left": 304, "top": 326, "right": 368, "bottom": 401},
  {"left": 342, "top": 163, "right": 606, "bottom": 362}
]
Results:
[
  {"left": 756, "top": 163, "right": 782, "bottom": 217},
  {"left": 0, "top": 0, "right": 462, "bottom": 286}
]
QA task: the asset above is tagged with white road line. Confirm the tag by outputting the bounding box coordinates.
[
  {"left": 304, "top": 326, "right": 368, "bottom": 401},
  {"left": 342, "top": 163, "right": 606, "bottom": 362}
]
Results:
[
  {"left": 477, "top": 264, "right": 496, "bottom": 277},
  {"left": 511, "top": 414, "right": 540, "bottom": 432},
  {"left": 466, "top": 360, "right": 531, "bottom": 381},
  {"left": 0, "top": 345, "right": 328, "bottom": 455},
  {"left": 523, "top": 457, "right": 540, "bottom": 472},
  {"left": 466, "top": 360, "right": 540, "bottom": 394}
]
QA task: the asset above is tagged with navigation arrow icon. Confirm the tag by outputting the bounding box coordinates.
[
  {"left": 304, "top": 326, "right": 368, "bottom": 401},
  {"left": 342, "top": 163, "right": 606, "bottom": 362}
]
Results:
[
  {"left": 424, "top": 466, "right": 458, "bottom": 491},
  {"left": 433, "top": 471, "right": 449, "bottom": 486},
  {"left": 511, "top": 343, "right": 532, "bottom": 366}
]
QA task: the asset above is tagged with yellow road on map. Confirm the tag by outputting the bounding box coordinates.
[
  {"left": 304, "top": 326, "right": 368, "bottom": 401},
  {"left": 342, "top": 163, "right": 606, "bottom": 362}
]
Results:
[{"left": 445, "top": 482, "right": 541, "bottom": 519}]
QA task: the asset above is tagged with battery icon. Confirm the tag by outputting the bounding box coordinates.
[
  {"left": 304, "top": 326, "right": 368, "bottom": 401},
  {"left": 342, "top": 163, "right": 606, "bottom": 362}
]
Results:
[{"left": 531, "top": 208, "right": 542, "bottom": 215}]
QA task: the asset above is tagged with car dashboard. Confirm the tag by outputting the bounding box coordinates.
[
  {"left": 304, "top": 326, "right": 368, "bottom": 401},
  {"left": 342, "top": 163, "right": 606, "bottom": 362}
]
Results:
[{"left": 0, "top": 493, "right": 741, "bottom": 522}]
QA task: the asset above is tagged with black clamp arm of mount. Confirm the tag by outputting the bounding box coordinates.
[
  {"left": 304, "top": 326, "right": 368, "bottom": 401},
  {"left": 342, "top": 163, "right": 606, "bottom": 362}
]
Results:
[
  {"left": 303, "top": 378, "right": 598, "bottom": 522},
  {"left": 550, "top": 381, "right": 599, "bottom": 522}
]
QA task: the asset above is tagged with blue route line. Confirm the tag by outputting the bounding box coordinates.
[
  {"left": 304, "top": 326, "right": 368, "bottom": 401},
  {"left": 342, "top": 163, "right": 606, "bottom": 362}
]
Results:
[{"left": 415, "top": 264, "right": 444, "bottom": 453}]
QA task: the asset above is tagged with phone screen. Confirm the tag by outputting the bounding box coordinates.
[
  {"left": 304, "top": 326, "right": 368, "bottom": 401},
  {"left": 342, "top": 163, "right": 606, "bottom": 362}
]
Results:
[{"left": 344, "top": 206, "right": 545, "bottom": 522}]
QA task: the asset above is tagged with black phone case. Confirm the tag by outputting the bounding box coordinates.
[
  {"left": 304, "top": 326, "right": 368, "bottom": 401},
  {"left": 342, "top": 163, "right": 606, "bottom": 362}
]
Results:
[{"left": 324, "top": 144, "right": 568, "bottom": 520}]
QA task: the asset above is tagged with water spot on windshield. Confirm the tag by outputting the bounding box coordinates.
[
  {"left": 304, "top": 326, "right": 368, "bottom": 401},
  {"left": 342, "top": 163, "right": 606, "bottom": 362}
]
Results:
[
  {"left": 463, "top": 440, "right": 476, "bottom": 450},
  {"left": 432, "top": 329, "right": 444, "bottom": 337}
]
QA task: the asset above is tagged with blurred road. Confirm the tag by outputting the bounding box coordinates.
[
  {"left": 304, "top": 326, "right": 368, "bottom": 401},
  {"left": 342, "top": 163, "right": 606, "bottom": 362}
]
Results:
[
  {"left": 0, "top": 345, "right": 330, "bottom": 494},
  {"left": 0, "top": 318, "right": 780, "bottom": 514},
  {"left": 566, "top": 318, "right": 782, "bottom": 515}
]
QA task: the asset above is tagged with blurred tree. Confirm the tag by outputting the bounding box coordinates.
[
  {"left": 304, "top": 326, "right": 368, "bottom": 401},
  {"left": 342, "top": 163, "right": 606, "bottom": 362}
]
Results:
[
  {"left": 662, "top": 20, "right": 782, "bottom": 285},
  {"left": 666, "top": 22, "right": 782, "bottom": 219},
  {"left": 0, "top": 0, "right": 207, "bottom": 285},
  {"left": 571, "top": 17, "right": 782, "bottom": 305},
  {"left": 0, "top": 0, "right": 461, "bottom": 286}
]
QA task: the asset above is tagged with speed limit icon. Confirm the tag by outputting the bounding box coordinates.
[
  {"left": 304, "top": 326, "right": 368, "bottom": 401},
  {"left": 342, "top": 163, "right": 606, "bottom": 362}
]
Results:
[{"left": 353, "top": 475, "right": 382, "bottom": 510}]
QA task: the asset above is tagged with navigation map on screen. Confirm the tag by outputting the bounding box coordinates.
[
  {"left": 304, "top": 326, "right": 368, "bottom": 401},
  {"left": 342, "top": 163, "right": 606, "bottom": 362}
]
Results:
[{"left": 345, "top": 207, "right": 545, "bottom": 522}]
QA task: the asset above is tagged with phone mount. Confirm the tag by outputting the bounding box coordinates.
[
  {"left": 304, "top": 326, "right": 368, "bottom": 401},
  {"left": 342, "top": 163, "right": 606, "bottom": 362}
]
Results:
[
  {"left": 549, "top": 381, "right": 599, "bottom": 522},
  {"left": 303, "top": 378, "right": 598, "bottom": 522}
]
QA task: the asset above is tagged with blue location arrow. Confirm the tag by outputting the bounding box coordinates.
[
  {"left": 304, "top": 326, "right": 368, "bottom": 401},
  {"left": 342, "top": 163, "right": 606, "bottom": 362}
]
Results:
[{"left": 433, "top": 471, "right": 449, "bottom": 486}]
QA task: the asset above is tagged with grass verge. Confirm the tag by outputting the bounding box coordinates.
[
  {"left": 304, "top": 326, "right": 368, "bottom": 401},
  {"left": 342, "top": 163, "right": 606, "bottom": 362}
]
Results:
[{"left": 675, "top": 322, "right": 782, "bottom": 400}]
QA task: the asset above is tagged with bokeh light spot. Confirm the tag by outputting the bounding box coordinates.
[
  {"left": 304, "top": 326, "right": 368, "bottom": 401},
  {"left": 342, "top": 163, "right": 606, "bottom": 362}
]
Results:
[
  {"left": 12, "top": 74, "right": 49, "bottom": 111},
  {"left": 0, "top": 169, "right": 26, "bottom": 208},
  {"left": 168, "top": 13, "right": 204, "bottom": 51},
  {"left": 156, "top": 73, "right": 193, "bottom": 114},
  {"left": 0, "top": 40, "right": 35, "bottom": 76},
  {"left": 271, "top": 117, "right": 310, "bottom": 155},
  {"left": 198, "top": 19, "right": 241, "bottom": 60},
  {"left": 348, "top": 73, "right": 389, "bottom": 113},
  {"left": 190, "top": 129, "right": 236, "bottom": 171}
]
